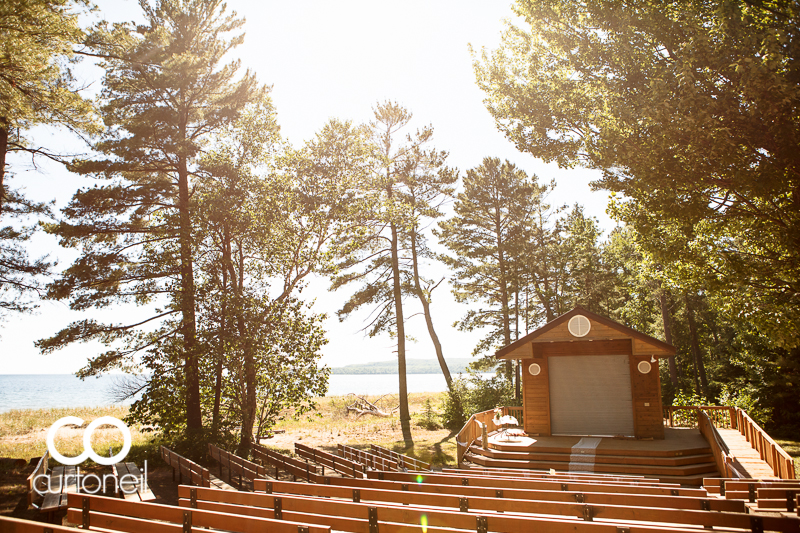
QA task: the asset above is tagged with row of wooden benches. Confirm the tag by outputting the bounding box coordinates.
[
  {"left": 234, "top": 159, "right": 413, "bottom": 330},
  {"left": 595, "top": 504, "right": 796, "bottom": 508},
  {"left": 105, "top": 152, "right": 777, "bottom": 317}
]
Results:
[{"left": 5, "top": 470, "right": 800, "bottom": 533}]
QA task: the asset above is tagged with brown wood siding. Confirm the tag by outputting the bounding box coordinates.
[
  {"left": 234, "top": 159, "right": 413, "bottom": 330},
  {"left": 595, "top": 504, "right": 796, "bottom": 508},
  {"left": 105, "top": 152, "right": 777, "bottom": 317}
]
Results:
[
  {"left": 499, "top": 317, "right": 674, "bottom": 359},
  {"left": 522, "top": 353, "right": 550, "bottom": 436},
  {"left": 630, "top": 355, "right": 665, "bottom": 439}
]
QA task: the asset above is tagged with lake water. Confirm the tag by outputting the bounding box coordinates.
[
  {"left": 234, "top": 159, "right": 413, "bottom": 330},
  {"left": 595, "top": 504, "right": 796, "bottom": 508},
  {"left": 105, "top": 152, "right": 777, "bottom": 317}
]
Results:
[{"left": 0, "top": 373, "right": 470, "bottom": 413}]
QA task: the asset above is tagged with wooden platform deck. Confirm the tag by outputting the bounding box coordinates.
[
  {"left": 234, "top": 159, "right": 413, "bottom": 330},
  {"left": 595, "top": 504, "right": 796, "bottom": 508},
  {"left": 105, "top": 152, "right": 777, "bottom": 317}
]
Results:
[{"left": 717, "top": 428, "right": 779, "bottom": 479}]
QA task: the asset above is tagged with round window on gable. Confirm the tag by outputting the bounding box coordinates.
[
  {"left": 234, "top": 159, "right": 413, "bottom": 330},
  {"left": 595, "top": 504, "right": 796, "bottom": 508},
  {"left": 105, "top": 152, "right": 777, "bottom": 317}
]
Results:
[
  {"left": 568, "top": 315, "right": 591, "bottom": 337},
  {"left": 528, "top": 363, "right": 541, "bottom": 376},
  {"left": 638, "top": 361, "right": 652, "bottom": 374}
]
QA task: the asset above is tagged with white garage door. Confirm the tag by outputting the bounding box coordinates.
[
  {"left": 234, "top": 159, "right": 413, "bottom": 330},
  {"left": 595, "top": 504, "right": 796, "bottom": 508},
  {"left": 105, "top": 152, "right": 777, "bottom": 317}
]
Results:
[{"left": 549, "top": 354, "right": 635, "bottom": 437}]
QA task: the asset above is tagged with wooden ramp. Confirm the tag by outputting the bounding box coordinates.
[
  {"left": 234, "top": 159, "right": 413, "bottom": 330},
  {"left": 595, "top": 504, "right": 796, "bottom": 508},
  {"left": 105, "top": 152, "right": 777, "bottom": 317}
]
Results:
[{"left": 717, "top": 428, "right": 779, "bottom": 479}]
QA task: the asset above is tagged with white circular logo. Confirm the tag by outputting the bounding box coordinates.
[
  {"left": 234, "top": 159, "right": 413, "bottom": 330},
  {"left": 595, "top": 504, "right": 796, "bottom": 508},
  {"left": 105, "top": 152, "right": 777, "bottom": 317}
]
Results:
[{"left": 46, "top": 416, "right": 132, "bottom": 466}]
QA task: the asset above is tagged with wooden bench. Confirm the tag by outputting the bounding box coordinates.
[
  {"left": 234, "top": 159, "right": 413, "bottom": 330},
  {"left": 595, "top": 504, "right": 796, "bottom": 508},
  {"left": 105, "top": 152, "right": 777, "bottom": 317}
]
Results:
[
  {"left": 370, "top": 444, "right": 431, "bottom": 471},
  {"left": 445, "top": 466, "right": 650, "bottom": 483},
  {"left": 368, "top": 470, "right": 709, "bottom": 497},
  {"left": 250, "top": 478, "right": 798, "bottom": 531},
  {"left": 112, "top": 462, "right": 155, "bottom": 501},
  {"left": 186, "top": 481, "right": 800, "bottom": 533},
  {"left": 0, "top": 516, "right": 91, "bottom": 533},
  {"left": 338, "top": 444, "right": 398, "bottom": 471},
  {"left": 207, "top": 443, "right": 266, "bottom": 490},
  {"left": 26, "top": 451, "right": 79, "bottom": 520},
  {"left": 66, "top": 491, "right": 330, "bottom": 533},
  {"left": 721, "top": 480, "right": 800, "bottom": 502},
  {"left": 295, "top": 442, "right": 365, "bottom": 478},
  {"left": 160, "top": 445, "right": 210, "bottom": 487},
  {"left": 757, "top": 486, "right": 800, "bottom": 511},
  {"left": 266, "top": 475, "right": 745, "bottom": 512},
  {"left": 253, "top": 443, "right": 321, "bottom": 482}
]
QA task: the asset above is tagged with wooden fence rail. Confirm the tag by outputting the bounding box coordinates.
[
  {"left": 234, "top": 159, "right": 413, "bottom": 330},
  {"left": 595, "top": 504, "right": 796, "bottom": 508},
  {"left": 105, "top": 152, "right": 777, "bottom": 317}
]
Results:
[
  {"left": 337, "top": 444, "right": 398, "bottom": 471},
  {"left": 369, "top": 444, "right": 431, "bottom": 471},
  {"left": 663, "top": 405, "right": 736, "bottom": 428},
  {"left": 207, "top": 443, "right": 266, "bottom": 490},
  {"left": 252, "top": 443, "right": 321, "bottom": 482},
  {"left": 295, "top": 443, "right": 364, "bottom": 478},
  {"left": 455, "top": 406, "right": 523, "bottom": 466},
  {"left": 734, "top": 408, "right": 796, "bottom": 479},
  {"left": 160, "top": 446, "right": 210, "bottom": 487},
  {"left": 697, "top": 410, "right": 746, "bottom": 480}
]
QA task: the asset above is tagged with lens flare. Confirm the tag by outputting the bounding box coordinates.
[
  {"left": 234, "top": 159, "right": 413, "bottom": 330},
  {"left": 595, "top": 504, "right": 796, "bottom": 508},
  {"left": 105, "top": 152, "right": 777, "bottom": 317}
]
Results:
[
  {"left": 416, "top": 474, "right": 424, "bottom": 483},
  {"left": 420, "top": 514, "right": 428, "bottom": 533}
]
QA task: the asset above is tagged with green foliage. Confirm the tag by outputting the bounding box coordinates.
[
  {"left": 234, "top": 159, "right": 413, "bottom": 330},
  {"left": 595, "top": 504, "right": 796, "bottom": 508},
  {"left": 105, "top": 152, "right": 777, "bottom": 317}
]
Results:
[
  {"left": 474, "top": 0, "right": 800, "bottom": 350},
  {"left": 441, "top": 372, "right": 518, "bottom": 430},
  {"left": 0, "top": 0, "right": 98, "bottom": 321},
  {"left": 417, "top": 399, "right": 442, "bottom": 431}
]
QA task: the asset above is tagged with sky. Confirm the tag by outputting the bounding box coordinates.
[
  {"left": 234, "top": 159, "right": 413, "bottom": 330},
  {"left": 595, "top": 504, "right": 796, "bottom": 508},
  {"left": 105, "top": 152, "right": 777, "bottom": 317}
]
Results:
[{"left": 0, "top": 0, "right": 615, "bottom": 374}]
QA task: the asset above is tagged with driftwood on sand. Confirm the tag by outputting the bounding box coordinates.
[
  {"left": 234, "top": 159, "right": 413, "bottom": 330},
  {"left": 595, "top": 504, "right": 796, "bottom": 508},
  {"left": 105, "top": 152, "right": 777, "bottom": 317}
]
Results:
[{"left": 345, "top": 394, "right": 399, "bottom": 419}]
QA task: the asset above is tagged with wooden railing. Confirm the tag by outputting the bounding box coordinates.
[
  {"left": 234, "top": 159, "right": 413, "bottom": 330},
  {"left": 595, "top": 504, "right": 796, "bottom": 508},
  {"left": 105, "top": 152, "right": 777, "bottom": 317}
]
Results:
[
  {"left": 734, "top": 407, "right": 796, "bottom": 479},
  {"left": 663, "top": 405, "right": 736, "bottom": 428},
  {"left": 370, "top": 444, "right": 431, "bottom": 471},
  {"left": 697, "top": 410, "right": 745, "bottom": 479},
  {"left": 160, "top": 446, "right": 210, "bottom": 487},
  {"left": 663, "top": 405, "right": 795, "bottom": 480},
  {"left": 455, "top": 406, "right": 522, "bottom": 466}
]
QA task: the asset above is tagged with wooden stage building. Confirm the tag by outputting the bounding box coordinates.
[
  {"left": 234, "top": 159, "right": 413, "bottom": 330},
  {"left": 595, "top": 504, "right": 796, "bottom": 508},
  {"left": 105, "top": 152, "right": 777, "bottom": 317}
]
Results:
[{"left": 457, "top": 307, "right": 795, "bottom": 485}]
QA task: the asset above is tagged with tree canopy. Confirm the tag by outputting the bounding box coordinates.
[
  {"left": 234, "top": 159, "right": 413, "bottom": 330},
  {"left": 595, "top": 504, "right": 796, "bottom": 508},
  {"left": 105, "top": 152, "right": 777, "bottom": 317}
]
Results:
[{"left": 474, "top": 0, "right": 800, "bottom": 349}]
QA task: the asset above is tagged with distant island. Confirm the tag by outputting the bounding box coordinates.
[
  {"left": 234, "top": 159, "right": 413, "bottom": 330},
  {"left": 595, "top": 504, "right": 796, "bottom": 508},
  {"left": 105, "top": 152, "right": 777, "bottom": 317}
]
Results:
[{"left": 331, "top": 358, "right": 472, "bottom": 375}]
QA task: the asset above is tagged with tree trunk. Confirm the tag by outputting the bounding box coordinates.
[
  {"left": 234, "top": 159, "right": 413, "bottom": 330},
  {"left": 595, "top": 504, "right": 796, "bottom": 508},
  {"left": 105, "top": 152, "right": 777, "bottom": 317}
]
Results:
[
  {"left": 211, "top": 225, "right": 231, "bottom": 436},
  {"left": 178, "top": 155, "right": 202, "bottom": 431},
  {"left": 235, "top": 246, "right": 257, "bottom": 457},
  {"left": 685, "top": 297, "right": 709, "bottom": 399},
  {"left": 496, "top": 220, "right": 513, "bottom": 383},
  {"left": 391, "top": 220, "right": 413, "bottom": 446},
  {"left": 659, "top": 290, "right": 679, "bottom": 388},
  {"left": 409, "top": 231, "right": 451, "bottom": 387},
  {"left": 0, "top": 122, "right": 7, "bottom": 217}
]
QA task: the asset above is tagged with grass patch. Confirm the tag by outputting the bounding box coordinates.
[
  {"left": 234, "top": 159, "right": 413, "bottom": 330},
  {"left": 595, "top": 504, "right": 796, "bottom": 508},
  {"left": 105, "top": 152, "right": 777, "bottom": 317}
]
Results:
[
  {"left": 0, "top": 392, "right": 458, "bottom": 467},
  {"left": 776, "top": 439, "right": 800, "bottom": 478},
  {"left": 269, "top": 392, "right": 457, "bottom": 467},
  {"left": 0, "top": 405, "right": 156, "bottom": 464}
]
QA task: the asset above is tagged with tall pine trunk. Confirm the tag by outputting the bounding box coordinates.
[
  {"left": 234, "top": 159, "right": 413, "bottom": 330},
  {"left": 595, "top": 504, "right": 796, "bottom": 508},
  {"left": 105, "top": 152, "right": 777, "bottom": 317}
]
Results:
[
  {"left": 686, "top": 297, "right": 709, "bottom": 400},
  {"left": 659, "top": 291, "right": 679, "bottom": 388},
  {"left": 409, "top": 231, "right": 451, "bottom": 387},
  {"left": 496, "top": 219, "right": 513, "bottom": 383},
  {"left": 178, "top": 155, "right": 202, "bottom": 431},
  {"left": 0, "top": 122, "right": 7, "bottom": 216},
  {"left": 391, "top": 220, "right": 413, "bottom": 446},
  {"left": 211, "top": 226, "right": 231, "bottom": 436}
]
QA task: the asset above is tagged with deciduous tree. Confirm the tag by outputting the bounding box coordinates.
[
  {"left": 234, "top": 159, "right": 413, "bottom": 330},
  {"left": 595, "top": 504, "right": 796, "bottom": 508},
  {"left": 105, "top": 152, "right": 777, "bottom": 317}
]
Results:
[{"left": 474, "top": 0, "right": 800, "bottom": 348}]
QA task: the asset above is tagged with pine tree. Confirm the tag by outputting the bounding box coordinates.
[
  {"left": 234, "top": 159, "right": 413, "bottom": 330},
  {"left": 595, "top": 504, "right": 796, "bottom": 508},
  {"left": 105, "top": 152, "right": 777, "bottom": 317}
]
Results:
[
  {"left": 39, "top": 0, "right": 260, "bottom": 433},
  {"left": 0, "top": 0, "right": 98, "bottom": 319}
]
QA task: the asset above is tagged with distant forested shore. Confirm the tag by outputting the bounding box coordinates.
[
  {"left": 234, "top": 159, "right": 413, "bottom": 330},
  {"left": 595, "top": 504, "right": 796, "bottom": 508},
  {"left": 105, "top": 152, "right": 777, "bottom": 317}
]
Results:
[{"left": 331, "top": 359, "right": 472, "bottom": 375}]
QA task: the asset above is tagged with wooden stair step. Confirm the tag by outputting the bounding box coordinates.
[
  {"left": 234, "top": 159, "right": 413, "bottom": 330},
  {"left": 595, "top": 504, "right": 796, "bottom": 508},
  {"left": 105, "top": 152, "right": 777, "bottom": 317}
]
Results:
[
  {"left": 486, "top": 441, "right": 713, "bottom": 458},
  {"left": 465, "top": 452, "right": 720, "bottom": 477},
  {"left": 471, "top": 445, "right": 715, "bottom": 467}
]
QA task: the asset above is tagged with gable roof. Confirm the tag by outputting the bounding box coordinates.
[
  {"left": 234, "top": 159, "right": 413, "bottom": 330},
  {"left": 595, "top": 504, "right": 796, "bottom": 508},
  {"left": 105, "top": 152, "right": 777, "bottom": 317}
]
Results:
[{"left": 495, "top": 305, "right": 676, "bottom": 359}]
